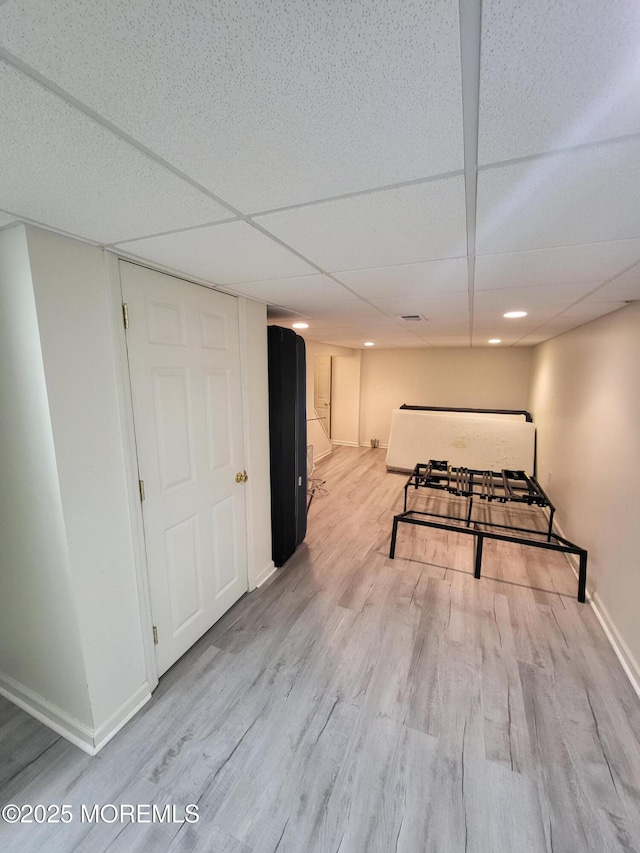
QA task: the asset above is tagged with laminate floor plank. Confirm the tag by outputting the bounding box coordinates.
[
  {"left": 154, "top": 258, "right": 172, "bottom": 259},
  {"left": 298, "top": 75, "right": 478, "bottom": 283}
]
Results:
[{"left": 2, "top": 445, "right": 640, "bottom": 852}]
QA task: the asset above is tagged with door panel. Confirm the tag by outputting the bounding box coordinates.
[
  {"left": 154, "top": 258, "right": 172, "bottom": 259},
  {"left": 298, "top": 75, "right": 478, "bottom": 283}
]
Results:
[
  {"left": 120, "top": 261, "right": 248, "bottom": 676},
  {"left": 314, "top": 354, "right": 332, "bottom": 438}
]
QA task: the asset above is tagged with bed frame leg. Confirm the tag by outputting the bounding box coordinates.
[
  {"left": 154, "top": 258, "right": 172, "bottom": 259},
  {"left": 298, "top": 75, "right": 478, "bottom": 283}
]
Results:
[
  {"left": 578, "top": 550, "right": 587, "bottom": 603},
  {"left": 474, "top": 534, "right": 484, "bottom": 579},
  {"left": 389, "top": 517, "right": 399, "bottom": 559}
]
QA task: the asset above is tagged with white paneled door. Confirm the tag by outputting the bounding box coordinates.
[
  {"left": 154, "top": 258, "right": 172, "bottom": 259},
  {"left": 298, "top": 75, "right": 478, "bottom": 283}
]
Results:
[{"left": 120, "top": 262, "right": 248, "bottom": 676}]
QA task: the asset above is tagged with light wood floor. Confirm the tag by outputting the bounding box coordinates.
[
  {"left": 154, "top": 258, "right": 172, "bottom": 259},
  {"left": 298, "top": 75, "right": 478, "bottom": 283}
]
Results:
[{"left": 2, "top": 445, "right": 640, "bottom": 852}]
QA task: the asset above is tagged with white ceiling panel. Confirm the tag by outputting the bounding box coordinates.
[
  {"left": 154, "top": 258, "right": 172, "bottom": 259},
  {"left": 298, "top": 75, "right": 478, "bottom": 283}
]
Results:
[
  {"left": 476, "top": 139, "right": 640, "bottom": 255},
  {"left": 368, "top": 292, "right": 469, "bottom": 319},
  {"left": 475, "top": 239, "right": 640, "bottom": 290},
  {"left": 0, "top": 62, "right": 231, "bottom": 244},
  {"left": 257, "top": 177, "right": 467, "bottom": 272},
  {"left": 0, "top": 0, "right": 464, "bottom": 212},
  {"left": 314, "top": 326, "right": 414, "bottom": 341},
  {"left": 226, "top": 274, "right": 356, "bottom": 308},
  {"left": 423, "top": 337, "right": 471, "bottom": 347},
  {"left": 478, "top": 0, "right": 640, "bottom": 165},
  {"left": 514, "top": 334, "right": 554, "bottom": 346},
  {"left": 2, "top": 1, "right": 638, "bottom": 351},
  {"left": 584, "top": 269, "right": 640, "bottom": 302},
  {"left": 306, "top": 302, "right": 400, "bottom": 326},
  {"left": 473, "top": 282, "right": 605, "bottom": 312},
  {"left": 335, "top": 258, "right": 468, "bottom": 299},
  {"left": 116, "top": 221, "right": 314, "bottom": 285},
  {"left": 554, "top": 302, "right": 625, "bottom": 320}
]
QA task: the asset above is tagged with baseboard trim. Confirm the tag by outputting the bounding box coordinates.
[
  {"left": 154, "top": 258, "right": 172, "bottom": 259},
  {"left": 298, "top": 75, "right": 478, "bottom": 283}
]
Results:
[
  {"left": 555, "top": 522, "right": 640, "bottom": 700},
  {"left": 358, "top": 442, "right": 389, "bottom": 449},
  {"left": 92, "top": 683, "right": 152, "bottom": 753},
  {"left": 331, "top": 440, "right": 359, "bottom": 447},
  {"left": 589, "top": 592, "right": 640, "bottom": 699},
  {"left": 0, "top": 672, "right": 153, "bottom": 755},
  {"left": 0, "top": 672, "right": 95, "bottom": 754},
  {"left": 313, "top": 448, "right": 333, "bottom": 463},
  {"left": 252, "top": 560, "right": 277, "bottom": 589}
]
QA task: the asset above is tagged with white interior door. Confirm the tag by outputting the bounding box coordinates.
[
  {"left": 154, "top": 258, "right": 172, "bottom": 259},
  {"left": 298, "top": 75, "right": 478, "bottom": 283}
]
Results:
[
  {"left": 120, "top": 262, "right": 248, "bottom": 676},
  {"left": 314, "top": 355, "right": 332, "bottom": 438}
]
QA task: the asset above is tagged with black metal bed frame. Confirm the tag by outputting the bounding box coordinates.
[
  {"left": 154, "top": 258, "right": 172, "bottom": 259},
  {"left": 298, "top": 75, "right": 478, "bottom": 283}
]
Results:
[
  {"left": 399, "top": 404, "right": 533, "bottom": 422},
  {"left": 389, "top": 460, "right": 587, "bottom": 602}
]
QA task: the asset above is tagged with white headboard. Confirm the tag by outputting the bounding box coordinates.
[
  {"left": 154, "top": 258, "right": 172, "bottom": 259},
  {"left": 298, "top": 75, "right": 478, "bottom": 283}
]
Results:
[{"left": 386, "top": 408, "right": 536, "bottom": 474}]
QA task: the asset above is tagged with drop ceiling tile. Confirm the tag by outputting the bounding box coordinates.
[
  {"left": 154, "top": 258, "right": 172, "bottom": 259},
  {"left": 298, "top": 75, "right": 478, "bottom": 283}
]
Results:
[
  {"left": 256, "top": 177, "right": 467, "bottom": 272},
  {"left": 476, "top": 139, "right": 640, "bottom": 255},
  {"left": 514, "top": 335, "right": 552, "bottom": 346},
  {"left": 0, "top": 0, "right": 464, "bottom": 211},
  {"left": 0, "top": 62, "right": 231, "bottom": 244},
  {"left": 368, "top": 293, "right": 469, "bottom": 319},
  {"left": 473, "top": 282, "right": 600, "bottom": 318},
  {"left": 314, "top": 329, "right": 411, "bottom": 344},
  {"left": 227, "top": 274, "right": 356, "bottom": 308},
  {"left": 555, "top": 302, "right": 624, "bottom": 320},
  {"left": 475, "top": 239, "right": 640, "bottom": 290},
  {"left": 319, "top": 338, "right": 398, "bottom": 350},
  {"left": 471, "top": 337, "right": 520, "bottom": 347},
  {"left": 307, "top": 302, "right": 400, "bottom": 326},
  {"left": 478, "top": 0, "right": 640, "bottom": 165},
  {"left": 426, "top": 337, "right": 471, "bottom": 347},
  {"left": 584, "top": 269, "right": 640, "bottom": 302},
  {"left": 336, "top": 258, "right": 468, "bottom": 299},
  {"left": 116, "top": 221, "right": 314, "bottom": 285}
]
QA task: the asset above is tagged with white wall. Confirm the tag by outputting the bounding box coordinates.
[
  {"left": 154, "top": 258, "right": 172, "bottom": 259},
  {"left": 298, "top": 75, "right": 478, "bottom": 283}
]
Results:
[
  {"left": 0, "top": 226, "right": 93, "bottom": 740},
  {"left": 0, "top": 226, "right": 275, "bottom": 751},
  {"left": 303, "top": 339, "right": 357, "bottom": 462},
  {"left": 529, "top": 302, "right": 640, "bottom": 687},
  {"left": 359, "top": 347, "right": 534, "bottom": 446},
  {"left": 25, "top": 228, "right": 151, "bottom": 747}
]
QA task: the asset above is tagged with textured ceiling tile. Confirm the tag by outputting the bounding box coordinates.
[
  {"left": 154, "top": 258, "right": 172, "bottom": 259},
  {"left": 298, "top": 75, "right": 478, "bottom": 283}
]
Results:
[
  {"left": 368, "top": 292, "right": 469, "bottom": 318},
  {"left": 256, "top": 177, "right": 467, "bottom": 271},
  {"left": 0, "top": 62, "right": 231, "bottom": 244},
  {"left": 476, "top": 140, "right": 640, "bottom": 255},
  {"left": 478, "top": 0, "right": 640, "bottom": 164},
  {"left": 336, "top": 257, "right": 468, "bottom": 298},
  {"left": 0, "top": 0, "right": 464, "bottom": 211},
  {"left": 226, "top": 274, "right": 357, "bottom": 307},
  {"left": 583, "top": 275, "right": 640, "bottom": 302},
  {"left": 308, "top": 302, "right": 399, "bottom": 325},
  {"left": 425, "top": 334, "right": 469, "bottom": 349},
  {"left": 555, "top": 302, "right": 624, "bottom": 319},
  {"left": 475, "top": 239, "right": 640, "bottom": 290},
  {"left": 116, "top": 221, "right": 314, "bottom": 285}
]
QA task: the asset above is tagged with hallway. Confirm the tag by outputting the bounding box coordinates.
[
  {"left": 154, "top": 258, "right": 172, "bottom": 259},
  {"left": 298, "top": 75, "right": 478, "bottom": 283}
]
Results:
[{"left": 2, "top": 446, "right": 640, "bottom": 852}]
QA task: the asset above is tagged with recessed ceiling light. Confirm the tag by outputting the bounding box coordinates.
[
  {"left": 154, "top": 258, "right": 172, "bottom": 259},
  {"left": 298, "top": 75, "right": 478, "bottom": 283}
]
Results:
[
  {"left": 488, "top": 338, "right": 502, "bottom": 344},
  {"left": 364, "top": 341, "right": 375, "bottom": 347},
  {"left": 292, "top": 322, "right": 309, "bottom": 329},
  {"left": 503, "top": 311, "right": 527, "bottom": 318}
]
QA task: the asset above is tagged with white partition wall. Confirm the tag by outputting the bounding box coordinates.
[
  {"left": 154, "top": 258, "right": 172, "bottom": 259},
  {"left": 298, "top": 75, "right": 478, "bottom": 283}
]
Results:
[
  {"left": 0, "top": 225, "right": 273, "bottom": 751},
  {"left": 529, "top": 302, "right": 640, "bottom": 692}
]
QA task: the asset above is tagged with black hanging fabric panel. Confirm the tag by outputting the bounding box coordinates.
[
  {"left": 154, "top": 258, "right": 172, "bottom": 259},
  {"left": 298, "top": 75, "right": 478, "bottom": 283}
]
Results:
[{"left": 267, "top": 326, "right": 307, "bottom": 567}]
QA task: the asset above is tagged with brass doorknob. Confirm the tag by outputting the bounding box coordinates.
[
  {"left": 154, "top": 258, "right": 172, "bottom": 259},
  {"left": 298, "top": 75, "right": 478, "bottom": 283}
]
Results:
[{"left": 235, "top": 470, "right": 248, "bottom": 483}]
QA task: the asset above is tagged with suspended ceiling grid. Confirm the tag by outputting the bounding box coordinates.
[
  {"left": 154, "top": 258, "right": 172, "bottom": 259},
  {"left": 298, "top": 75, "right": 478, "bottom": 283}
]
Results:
[{"left": 1, "top": 0, "right": 639, "bottom": 348}]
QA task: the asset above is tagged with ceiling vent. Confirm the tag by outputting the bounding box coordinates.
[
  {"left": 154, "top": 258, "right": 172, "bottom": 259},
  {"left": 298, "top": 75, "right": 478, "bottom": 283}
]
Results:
[{"left": 396, "top": 313, "right": 427, "bottom": 322}]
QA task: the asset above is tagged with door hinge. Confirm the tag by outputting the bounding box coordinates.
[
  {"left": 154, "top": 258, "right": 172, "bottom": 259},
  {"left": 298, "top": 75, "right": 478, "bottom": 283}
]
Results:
[
  {"left": 122, "top": 302, "right": 129, "bottom": 330},
  {"left": 152, "top": 626, "right": 158, "bottom": 645},
  {"left": 139, "top": 479, "right": 145, "bottom": 501}
]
